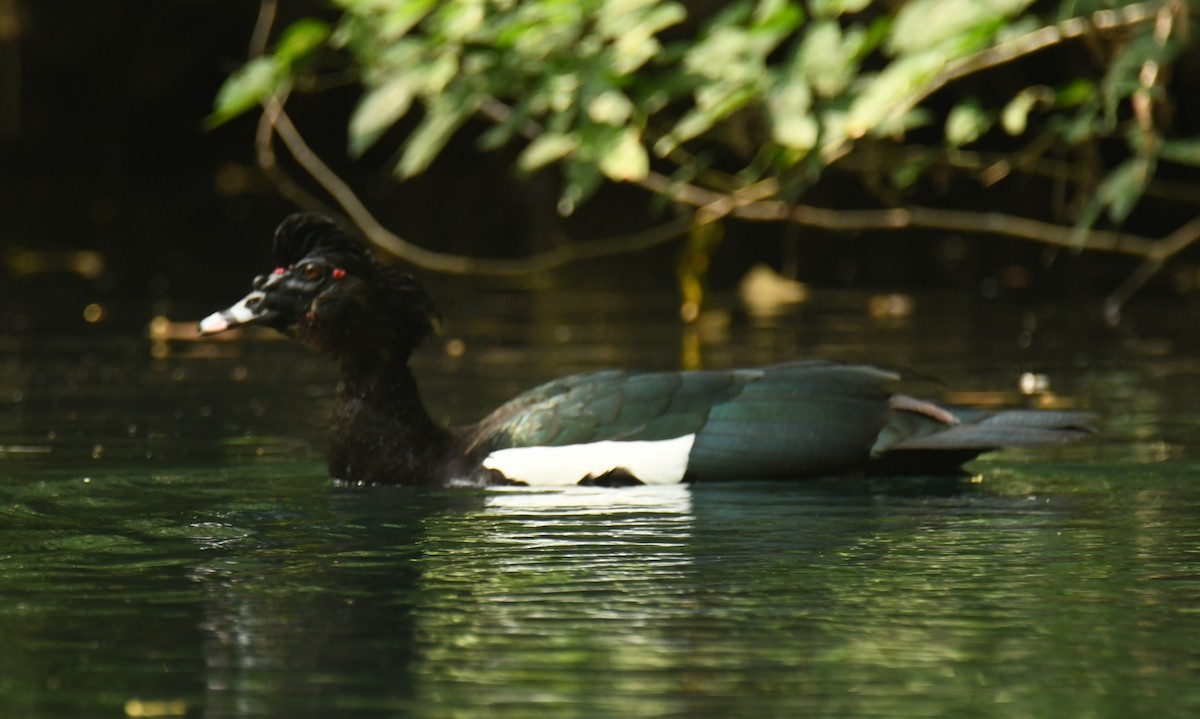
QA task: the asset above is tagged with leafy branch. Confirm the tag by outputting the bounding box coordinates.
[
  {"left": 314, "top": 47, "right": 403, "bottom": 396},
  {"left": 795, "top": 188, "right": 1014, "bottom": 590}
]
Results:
[{"left": 216, "top": 0, "right": 1200, "bottom": 320}]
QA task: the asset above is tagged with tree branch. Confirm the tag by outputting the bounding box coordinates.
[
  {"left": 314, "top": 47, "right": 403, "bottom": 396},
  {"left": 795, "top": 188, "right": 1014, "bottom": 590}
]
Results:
[
  {"left": 263, "top": 99, "right": 691, "bottom": 276},
  {"left": 634, "top": 168, "right": 1164, "bottom": 258},
  {"left": 267, "top": 91, "right": 1174, "bottom": 278},
  {"left": 248, "top": 0, "right": 277, "bottom": 59},
  {"left": 1103, "top": 212, "right": 1200, "bottom": 324}
]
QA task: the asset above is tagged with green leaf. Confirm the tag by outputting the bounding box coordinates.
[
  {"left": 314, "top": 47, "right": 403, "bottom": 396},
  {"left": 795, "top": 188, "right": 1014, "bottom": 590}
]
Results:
[
  {"left": 380, "top": 0, "right": 439, "bottom": 40},
  {"left": 598, "top": 0, "right": 686, "bottom": 75},
  {"left": 844, "top": 51, "right": 944, "bottom": 138},
  {"left": 655, "top": 83, "right": 757, "bottom": 155},
  {"left": 890, "top": 148, "right": 937, "bottom": 189},
  {"left": 1099, "top": 157, "right": 1152, "bottom": 225},
  {"left": 809, "top": 0, "right": 872, "bottom": 16},
  {"left": 768, "top": 80, "right": 817, "bottom": 152},
  {"left": 518, "top": 132, "right": 580, "bottom": 173},
  {"left": 795, "top": 20, "right": 862, "bottom": 97},
  {"left": 475, "top": 103, "right": 525, "bottom": 151},
  {"left": 818, "top": 107, "right": 849, "bottom": 158},
  {"left": 419, "top": 51, "right": 460, "bottom": 94},
  {"left": 274, "top": 18, "right": 331, "bottom": 67},
  {"left": 207, "top": 56, "right": 281, "bottom": 128},
  {"left": 889, "top": 0, "right": 1030, "bottom": 55},
  {"left": 751, "top": 0, "right": 804, "bottom": 33},
  {"left": 558, "top": 161, "right": 605, "bottom": 216},
  {"left": 432, "top": 0, "right": 485, "bottom": 41},
  {"left": 587, "top": 90, "right": 636, "bottom": 126},
  {"left": 1056, "top": 103, "right": 1099, "bottom": 145},
  {"left": 597, "top": 127, "right": 650, "bottom": 182},
  {"left": 1075, "top": 156, "right": 1153, "bottom": 231},
  {"left": 945, "top": 99, "right": 992, "bottom": 147},
  {"left": 396, "top": 90, "right": 479, "bottom": 178},
  {"left": 1001, "top": 87, "right": 1041, "bottom": 135},
  {"left": 1055, "top": 78, "right": 1096, "bottom": 108},
  {"left": 685, "top": 26, "right": 757, "bottom": 81},
  {"left": 1160, "top": 136, "right": 1200, "bottom": 166},
  {"left": 349, "top": 75, "right": 417, "bottom": 157}
]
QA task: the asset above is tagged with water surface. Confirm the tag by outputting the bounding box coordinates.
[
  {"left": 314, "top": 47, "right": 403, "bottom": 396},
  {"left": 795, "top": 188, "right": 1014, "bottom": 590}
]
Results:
[{"left": 1, "top": 283, "right": 1197, "bottom": 718}]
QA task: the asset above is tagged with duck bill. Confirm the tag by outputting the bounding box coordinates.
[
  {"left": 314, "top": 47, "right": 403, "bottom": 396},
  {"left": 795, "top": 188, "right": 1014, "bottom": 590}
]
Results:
[{"left": 198, "top": 290, "right": 277, "bottom": 335}]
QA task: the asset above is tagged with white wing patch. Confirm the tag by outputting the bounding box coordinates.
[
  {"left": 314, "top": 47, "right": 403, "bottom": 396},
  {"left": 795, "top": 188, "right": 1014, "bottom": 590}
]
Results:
[{"left": 482, "top": 434, "right": 697, "bottom": 487}]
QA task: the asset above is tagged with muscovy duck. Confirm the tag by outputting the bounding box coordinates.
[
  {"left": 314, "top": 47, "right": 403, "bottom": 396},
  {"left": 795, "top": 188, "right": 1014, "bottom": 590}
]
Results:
[{"left": 199, "top": 214, "right": 1094, "bottom": 487}]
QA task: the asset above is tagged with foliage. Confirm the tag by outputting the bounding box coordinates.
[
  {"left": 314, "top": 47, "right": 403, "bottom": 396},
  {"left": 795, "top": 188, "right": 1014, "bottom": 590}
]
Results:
[{"left": 214, "top": 0, "right": 1200, "bottom": 311}]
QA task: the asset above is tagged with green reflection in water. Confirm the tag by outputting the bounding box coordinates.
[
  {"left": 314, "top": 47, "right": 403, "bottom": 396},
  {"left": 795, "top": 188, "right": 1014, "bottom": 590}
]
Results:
[
  {"left": 1, "top": 288, "right": 1198, "bottom": 718},
  {"left": 1, "top": 458, "right": 1199, "bottom": 718}
]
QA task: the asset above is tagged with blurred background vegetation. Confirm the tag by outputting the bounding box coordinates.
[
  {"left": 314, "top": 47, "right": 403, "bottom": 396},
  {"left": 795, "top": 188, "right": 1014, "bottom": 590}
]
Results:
[{"left": 2, "top": 0, "right": 1199, "bottom": 330}]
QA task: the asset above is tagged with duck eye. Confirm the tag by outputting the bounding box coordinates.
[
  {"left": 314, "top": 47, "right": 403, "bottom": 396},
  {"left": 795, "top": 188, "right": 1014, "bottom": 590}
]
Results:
[{"left": 300, "top": 262, "right": 324, "bottom": 281}]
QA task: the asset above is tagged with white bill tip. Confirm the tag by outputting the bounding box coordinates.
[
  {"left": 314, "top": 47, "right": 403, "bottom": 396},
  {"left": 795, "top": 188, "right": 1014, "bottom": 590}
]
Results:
[
  {"left": 198, "top": 291, "right": 270, "bottom": 335},
  {"left": 198, "top": 312, "right": 230, "bottom": 335}
]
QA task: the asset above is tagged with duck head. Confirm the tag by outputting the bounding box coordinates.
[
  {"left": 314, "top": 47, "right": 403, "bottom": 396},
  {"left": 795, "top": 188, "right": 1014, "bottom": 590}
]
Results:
[{"left": 200, "top": 214, "right": 437, "bottom": 360}]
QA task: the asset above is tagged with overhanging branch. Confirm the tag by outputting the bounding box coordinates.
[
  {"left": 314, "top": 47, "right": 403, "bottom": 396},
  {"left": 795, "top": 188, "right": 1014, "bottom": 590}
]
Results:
[
  {"left": 261, "top": 95, "right": 1178, "bottom": 274},
  {"left": 263, "top": 99, "right": 691, "bottom": 276}
]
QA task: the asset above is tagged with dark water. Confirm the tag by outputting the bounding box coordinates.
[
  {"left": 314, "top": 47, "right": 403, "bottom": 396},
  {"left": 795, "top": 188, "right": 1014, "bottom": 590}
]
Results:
[{"left": 1, "top": 281, "right": 1198, "bottom": 718}]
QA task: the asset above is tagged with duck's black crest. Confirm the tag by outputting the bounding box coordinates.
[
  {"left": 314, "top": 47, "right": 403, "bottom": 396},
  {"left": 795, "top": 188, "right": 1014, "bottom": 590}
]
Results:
[
  {"left": 273, "top": 214, "right": 374, "bottom": 272},
  {"left": 275, "top": 213, "right": 438, "bottom": 350}
]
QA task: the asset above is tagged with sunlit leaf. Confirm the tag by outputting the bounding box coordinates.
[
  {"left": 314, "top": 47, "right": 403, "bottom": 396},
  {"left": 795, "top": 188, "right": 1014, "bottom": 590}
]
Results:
[
  {"left": 433, "top": 0, "right": 486, "bottom": 41},
  {"left": 889, "top": 0, "right": 1029, "bottom": 54},
  {"left": 207, "top": 57, "right": 281, "bottom": 128},
  {"left": 599, "top": 0, "right": 686, "bottom": 75},
  {"left": 1160, "top": 136, "right": 1200, "bottom": 166},
  {"left": 420, "top": 51, "right": 460, "bottom": 94},
  {"left": 597, "top": 127, "right": 650, "bottom": 182},
  {"left": 844, "top": 51, "right": 944, "bottom": 138},
  {"left": 991, "top": 14, "right": 1040, "bottom": 43},
  {"left": 274, "top": 18, "right": 332, "bottom": 67},
  {"left": 597, "top": 0, "right": 660, "bottom": 26},
  {"left": 1001, "top": 87, "right": 1041, "bottom": 135},
  {"left": 397, "top": 90, "right": 480, "bottom": 178},
  {"left": 703, "top": 1, "right": 756, "bottom": 33},
  {"left": 518, "top": 132, "right": 580, "bottom": 173},
  {"left": 611, "top": 35, "right": 663, "bottom": 76},
  {"left": 945, "top": 99, "right": 992, "bottom": 147},
  {"left": 499, "top": 2, "right": 586, "bottom": 55},
  {"left": 380, "top": 0, "right": 439, "bottom": 40},
  {"left": 685, "top": 27, "right": 757, "bottom": 81},
  {"left": 751, "top": 0, "right": 804, "bottom": 33},
  {"left": 349, "top": 75, "right": 417, "bottom": 157},
  {"left": 655, "top": 83, "right": 757, "bottom": 155},
  {"left": 768, "top": 80, "right": 817, "bottom": 152},
  {"left": 527, "top": 72, "right": 581, "bottom": 115},
  {"left": 818, "top": 107, "right": 849, "bottom": 158},
  {"left": 587, "top": 90, "right": 635, "bottom": 126},
  {"left": 795, "top": 20, "right": 862, "bottom": 97},
  {"left": 809, "top": 0, "right": 872, "bottom": 16}
]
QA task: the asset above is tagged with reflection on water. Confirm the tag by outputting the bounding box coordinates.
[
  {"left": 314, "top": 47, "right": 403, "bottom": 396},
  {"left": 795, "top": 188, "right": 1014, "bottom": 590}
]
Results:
[
  {"left": 484, "top": 483, "right": 696, "bottom": 515},
  {"left": 0, "top": 285, "right": 1198, "bottom": 718}
]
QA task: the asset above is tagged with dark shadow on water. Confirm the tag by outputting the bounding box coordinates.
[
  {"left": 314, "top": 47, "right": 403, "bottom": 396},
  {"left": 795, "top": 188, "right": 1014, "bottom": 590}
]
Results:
[{"left": 195, "top": 485, "right": 491, "bottom": 719}]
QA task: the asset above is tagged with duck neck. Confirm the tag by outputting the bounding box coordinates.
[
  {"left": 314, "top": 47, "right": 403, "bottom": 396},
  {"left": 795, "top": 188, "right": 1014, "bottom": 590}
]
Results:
[{"left": 329, "top": 349, "right": 453, "bottom": 484}]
